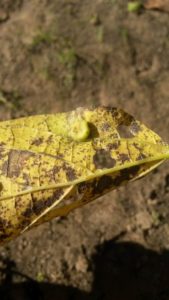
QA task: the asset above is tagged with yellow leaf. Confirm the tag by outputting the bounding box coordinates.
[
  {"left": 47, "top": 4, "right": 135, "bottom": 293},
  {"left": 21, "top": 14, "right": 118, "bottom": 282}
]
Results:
[{"left": 0, "top": 107, "right": 168, "bottom": 244}]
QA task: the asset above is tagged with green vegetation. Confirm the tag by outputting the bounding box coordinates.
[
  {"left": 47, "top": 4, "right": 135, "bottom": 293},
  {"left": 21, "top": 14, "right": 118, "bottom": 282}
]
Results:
[
  {"left": 58, "top": 47, "right": 78, "bottom": 89},
  {"left": 127, "top": 1, "right": 142, "bottom": 13},
  {"left": 0, "top": 90, "right": 22, "bottom": 111},
  {"left": 96, "top": 26, "right": 104, "bottom": 43},
  {"left": 31, "top": 31, "right": 55, "bottom": 51},
  {"left": 58, "top": 47, "right": 77, "bottom": 68},
  {"left": 36, "top": 272, "right": 45, "bottom": 282}
]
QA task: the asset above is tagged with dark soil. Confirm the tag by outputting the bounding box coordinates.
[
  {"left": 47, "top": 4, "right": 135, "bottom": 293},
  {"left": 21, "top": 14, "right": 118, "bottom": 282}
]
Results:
[{"left": 0, "top": 0, "right": 169, "bottom": 299}]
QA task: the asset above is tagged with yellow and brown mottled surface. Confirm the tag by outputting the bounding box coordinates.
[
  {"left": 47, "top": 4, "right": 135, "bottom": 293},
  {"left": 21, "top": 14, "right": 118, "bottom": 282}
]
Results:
[
  {"left": 0, "top": 1, "right": 169, "bottom": 299},
  {"left": 0, "top": 106, "right": 169, "bottom": 244}
]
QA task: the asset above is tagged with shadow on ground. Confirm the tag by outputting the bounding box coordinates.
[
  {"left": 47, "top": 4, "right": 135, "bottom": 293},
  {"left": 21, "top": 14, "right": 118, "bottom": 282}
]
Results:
[{"left": 1, "top": 239, "right": 169, "bottom": 300}]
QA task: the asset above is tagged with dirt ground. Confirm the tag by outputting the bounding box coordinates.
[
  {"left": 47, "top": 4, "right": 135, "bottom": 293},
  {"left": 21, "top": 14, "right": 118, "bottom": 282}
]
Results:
[{"left": 0, "top": 0, "right": 169, "bottom": 299}]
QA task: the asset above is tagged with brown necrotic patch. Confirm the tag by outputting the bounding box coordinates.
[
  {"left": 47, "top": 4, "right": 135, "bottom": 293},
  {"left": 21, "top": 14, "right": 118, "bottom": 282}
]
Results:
[
  {"left": 22, "top": 173, "right": 31, "bottom": 186},
  {"left": 1, "top": 161, "right": 8, "bottom": 175},
  {"left": 101, "top": 122, "right": 111, "bottom": 131},
  {"left": 0, "top": 183, "right": 3, "bottom": 192},
  {"left": 92, "top": 165, "right": 140, "bottom": 195},
  {"left": 63, "top": 163, "right": 77, "bottom": 181},
  {"left": 0, "top": 232, "right": 11, "bottom": 242},
  {"left": 47, "top": 135, "right": 53, "bottom": 144},
  {"left": 22, "top": 206, "right": 33, "bottom": 218},
  {"left": 32, "top": 199, "right": 48, "bottom": 215},
  {"left": 130, "top": 121, "right": 142, "bottom": 134},
  {"left": 92, "top": 175, "right": 115, "bottom": 195},
  {"left": 133, "top": 142, "right": 142, "bottom": 152},
  {"left": 103, "top": 106, "right": 118, "bottom": 117},
  {"left": 108, "top": 133, "right": 119, "bottom": 140},
  {"left": 107, "top": 141, "right": 120, "bottom": 150},
  {"left": 33, "top": 199, "right": 45, "bottom": 216},
  {"left": 7, "top": 150, "right": 20, "bottom": 178},
  {"left": 118, "top": 153, "right": 130, "bottom": 163},
  {"left": 31, "top": 137, "right": 44, "bottom": 146},
  {"left": 136, "top": 153, "right": 147, "bottom": 161},
  {"left": 120, "top": 111, "right": 134, "bottom": 126},
  {"left": 93, "top": 149, "right": 116, "bottom": 169},
  {"left": 32, "top": 189, "right": 64, "bottom": 216},
  {"left": 0, "top": 217, "right": 9, "bottom": 231},
  {"left": 118, "top": 165, "right": 140, "bottom": 182},
  {"left": 78, "top": 181, "right": 91, "bottom": 195},
  {"left": 15, "top": 196, "right": 33, "bottom": 220},
  {"left": 87, "top": 122, "right": 99, "bottom": 139},
  {"left": 117, "top": 124, "right": 134, "bottom": 138},
  {"left": 96, "top": 165, "right": 140, "bottom": 189},
  {"left": 18, "top": 219, "right": 31, "bottom": 230},
  {"left": 116, "top": 110, "right": 136, "bottom": 138},
  {"left": 0, "top": 147, "right": 7, "bottom": 159},
  {"left": 133, "top": 143, "right": 147, "bottom": 161},
  {"left": 52, "top": 166, "right": 60, "bottom": 177},
  {"left": 7, "top": 150, "right": 35, "bottom": 178}
]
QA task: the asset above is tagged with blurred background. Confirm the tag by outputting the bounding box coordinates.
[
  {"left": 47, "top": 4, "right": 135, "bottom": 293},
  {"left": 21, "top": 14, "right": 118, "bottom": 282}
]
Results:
[{"left": 0, "top": 0, "right": 169, "bottom": 299}]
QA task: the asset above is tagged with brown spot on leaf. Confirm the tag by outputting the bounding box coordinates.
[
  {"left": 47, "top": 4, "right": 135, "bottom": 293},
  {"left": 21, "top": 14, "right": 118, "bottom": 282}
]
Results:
[
  {"left": 117, "top": 124, "right": 134, "bottom": 138},
  {"left": 23, "top": 173, "right": 31, "bottom": 186},
  {"left": 78, "top": 181, "right": 91, "bottom": 194},
  {"left": 93, "top": 149, "right": 116, "bottom": 169},
  {"left": 7, "top": 150, "right": 35, "bottom": 178},
  {"left": 130, "top": 121, "right": 142, "bottom": 134},
  {"left": 118, "top": 153, "right": 130, "bottom": 163},
  {"left": 93, "top": 175, "right": 114, "bottom": 194},
  {"left": 31, "top": 137, "right": 44, "bottom": 146},
  {"left": 47, "top": 135, "right": 53, "bottom": 144},
  {"left": 110, "top": 133, "right": 119, "bottom": 139},
  {"left": 63, "top": 163, "right": 77, "bottom": 181},
  {"left": 105, "top": 165, "right": 141, "bottom": 188},
  {"left": 137, "top": 153, "right": 147, "bottom": 160},
  {"left": 133, "top": 143, "right": 147, "bottom": 160},
  {"left": 105, "top": 107, "right": 119, "bottom": 117},
  {"left": 120, "top": 111, "right": 134, "bottom": 126},
  {"left": 15, "top": 196, "right": 22, "bottom": 210},
  {"left": 0, "top": 218, "right": 6, "bottom": 231},
  {"left": 46, "top": 189, "right": 64, "bottom": 206},
  {"left": 0, "top": 233, "right": 11, "bottom": 241},
  {"left": 101, "top": 123, "right": 111, "bottom": 131},
  {"left": 1, "top": 161, "right": 8, "bottom": 175},
  {"left": 0, "top": 182, "right": 3, "bottom": 192},
  {"left": 107, "top": 141, "right": 120, "bottom": 150},
  {"left": 88, "top": 122, "right": 99, "bottom": 138},
  {"left": 133, "top": 142, "right": 142, "bottom": 151},
  {"left": 52, "top": 166, "right": 60, "bottom": 176},
  {"left": 32, "top": 199, "right": 47, "bottom": 215},
  {"left": 66, "top": 167, "right": 77, "bottom": 181},
  {"left": 56, "top": 153, "right": 64, "bottom": 159},
  {"left": 0, "top": 218, "right": 11, "bottom": 231},
  {"left": 19, "top": 219, "right": 31, "bottom": 230},
  {"left": 0, "top": 147, "right": 6, "bottom": 159},
  {"left": 7, "top": 150, "right": 20, "bottom": 178},
  {"left": 22, "top": 206, "right": 33, "bottom": 218},
  {"left": 32, "top": 189, "right": 64, "bottom": 216},
  {"left": 119, "top": 165, "right": 140, "bottom": 181}
]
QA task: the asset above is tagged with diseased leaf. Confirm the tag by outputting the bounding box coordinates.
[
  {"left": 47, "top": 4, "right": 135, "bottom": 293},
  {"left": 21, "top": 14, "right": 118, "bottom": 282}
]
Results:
[{"left": 0, "top": 106, "right": 168, "bottom": 245}]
